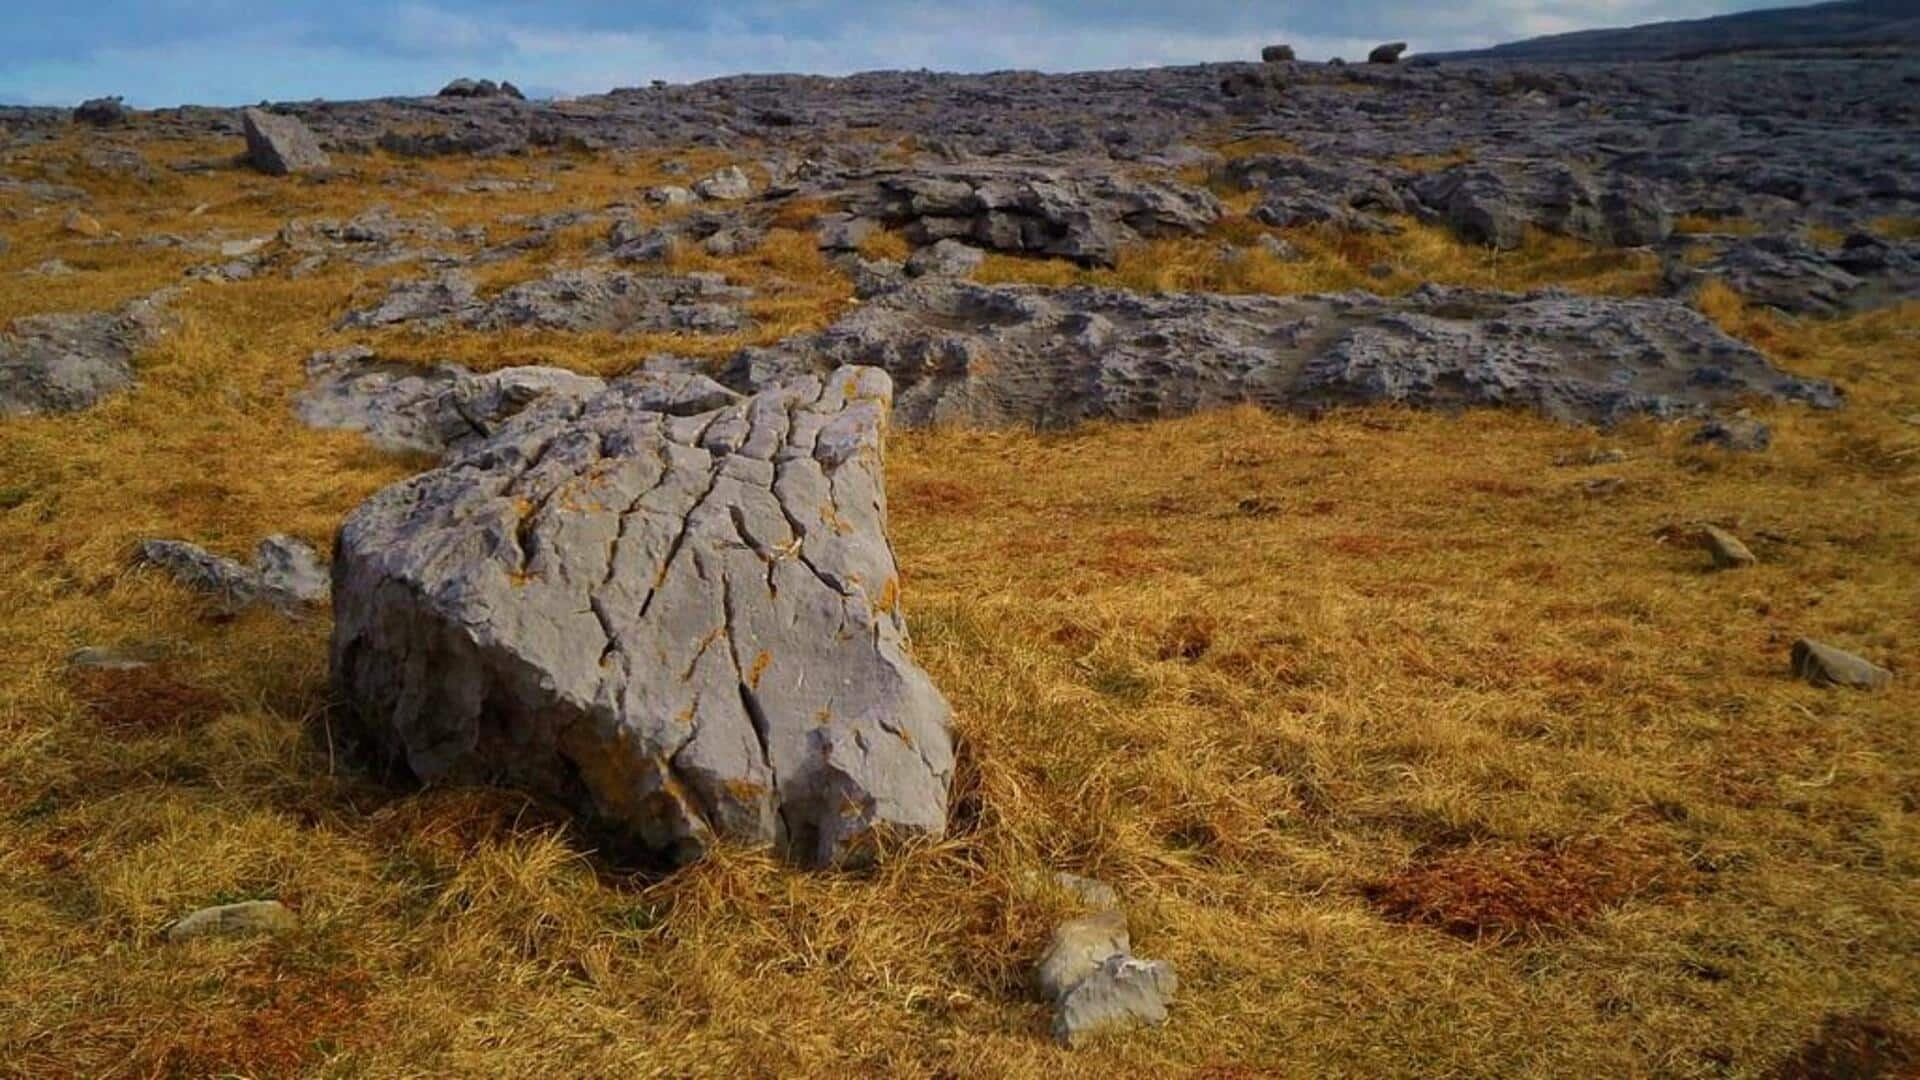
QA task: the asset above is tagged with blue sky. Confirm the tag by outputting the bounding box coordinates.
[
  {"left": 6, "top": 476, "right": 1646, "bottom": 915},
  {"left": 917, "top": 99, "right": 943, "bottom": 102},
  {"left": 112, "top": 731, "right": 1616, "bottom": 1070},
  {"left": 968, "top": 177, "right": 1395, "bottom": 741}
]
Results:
[{"left": 1, "top": 1, "right": 1781, "bottom": 107}]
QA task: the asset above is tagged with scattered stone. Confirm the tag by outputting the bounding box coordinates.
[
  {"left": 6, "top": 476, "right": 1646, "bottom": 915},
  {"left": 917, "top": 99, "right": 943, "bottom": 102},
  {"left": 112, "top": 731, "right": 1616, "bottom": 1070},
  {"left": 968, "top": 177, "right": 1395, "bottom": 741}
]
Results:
[
  {"left": 138, "top": 534, "right": 329, "bottom": 614},
  {"left": 815, "top": 213, "right": 877, "bottom": 252},
  {"left": 694, "top": 165, "right": 754, "bottom": 201},
  {"left": 1369, "top": 42, "right": 1410, "bottom": 64},
  {"left": 646, "top": 185, "right": 697, "bottom": 206},
  {"left": 165, "top": 899, "right": 297, "bottom": 942},
  {"left": 73, "top": 96, "right": 128, "bottom": 126},
  {"left": 1790, "top": 639, "right": 1892, "bottom": 690},
  {"left": 903, "top": 238, "right": 984, "bottom": 279},
  {"left": 62, "top": 210, "right": 103, "bottom": 238},
  {"left": 1701, "top": 525, "right": 1756, "bottom": 569},
  {"left": 331, "top": 365, "right": 955, "bottom": 868},
  {"left": 1553, "top": 447, "right": 1627, "bottom": 467},
  {"left": 1261, "top": 44, "right": 1297, "bottom": 63},
  {"left": 241, "top": 108, "right": 330, "bottom": 176},
  {"left": 1054, "top": 955, "right": 1179, "bottom": 1047},
  {"left": 1036, "top": 909, "right": 1131, "bottom": 1002},
  {"left": 0, "top": 290, "right": 172, "bottom": 417}
]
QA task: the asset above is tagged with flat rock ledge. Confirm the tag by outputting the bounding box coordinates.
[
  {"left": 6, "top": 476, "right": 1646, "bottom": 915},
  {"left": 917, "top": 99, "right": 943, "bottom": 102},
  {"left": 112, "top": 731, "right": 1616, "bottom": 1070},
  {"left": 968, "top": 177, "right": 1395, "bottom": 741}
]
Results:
[
  {"left": 330, "top": 365, "right": 955, "bottom": 868},
  {"left": 0, "top": 290, "right": 172, "bottom": 417}
]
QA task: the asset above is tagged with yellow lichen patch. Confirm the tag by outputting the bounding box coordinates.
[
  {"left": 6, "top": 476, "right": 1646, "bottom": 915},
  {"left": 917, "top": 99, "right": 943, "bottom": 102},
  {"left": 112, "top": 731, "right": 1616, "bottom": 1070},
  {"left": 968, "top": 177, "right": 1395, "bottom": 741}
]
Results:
[{"left": 747, "top": 651, "right": 772, "bottom": 690}]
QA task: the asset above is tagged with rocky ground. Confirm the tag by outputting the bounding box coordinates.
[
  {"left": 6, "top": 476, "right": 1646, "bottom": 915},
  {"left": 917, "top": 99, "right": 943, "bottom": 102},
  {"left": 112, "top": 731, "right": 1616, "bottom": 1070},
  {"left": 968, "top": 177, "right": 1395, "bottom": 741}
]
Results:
[{"left": 0, "top": 45, "right": 1916, "bottom": 1078}]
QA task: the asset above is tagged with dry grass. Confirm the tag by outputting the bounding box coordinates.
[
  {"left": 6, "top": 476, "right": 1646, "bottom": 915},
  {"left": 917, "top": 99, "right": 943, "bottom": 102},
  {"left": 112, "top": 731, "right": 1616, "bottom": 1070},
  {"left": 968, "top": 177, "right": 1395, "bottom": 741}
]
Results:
[{"left": 1, "top": 130, "right": 1916, "bottom": 1078}]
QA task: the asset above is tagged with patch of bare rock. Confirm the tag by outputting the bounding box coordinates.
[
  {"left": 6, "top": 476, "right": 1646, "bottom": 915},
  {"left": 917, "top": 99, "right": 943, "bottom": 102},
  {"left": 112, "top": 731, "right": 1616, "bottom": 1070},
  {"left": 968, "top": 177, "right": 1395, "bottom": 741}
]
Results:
[
  {"left": 330, "top": 366, "right": 955, "bottom": 868},
  {"left": 138, "top": 535, "right": 330, "bottom": 615},
  {"left": 0, "top": 289, "right": 173, "bottom": 417},
  {"left": 337, "top": 268, "right": 753, "bottom": 334},
  {"left": 720, "top": 280, "right": 1840, "bottom": 429}
]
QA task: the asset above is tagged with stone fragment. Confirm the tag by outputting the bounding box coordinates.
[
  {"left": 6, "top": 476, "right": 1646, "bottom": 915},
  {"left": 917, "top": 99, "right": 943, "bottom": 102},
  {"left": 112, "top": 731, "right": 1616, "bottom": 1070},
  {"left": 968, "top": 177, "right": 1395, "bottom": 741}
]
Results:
[
  {"left": 165, "top": 900, "right": 297, "bottom": 942},
  {"left": 1701, "top": 525, "right": 1756, "bottom": 569},
  {"left": 1053, "top": 955, "right": 1180, "bottom": 1047},
  {"left": 139, "top": 535, "right": 329, "bottom": 614},
  {"left": 1790, "top": 639, "right": 1892, "bottom": 690},
  {"left": 1035, "top": 909, "right": 1131, "bottom": 1002},
  {"left": 694, "top": 165, "right": 753, "bottom": 201}
]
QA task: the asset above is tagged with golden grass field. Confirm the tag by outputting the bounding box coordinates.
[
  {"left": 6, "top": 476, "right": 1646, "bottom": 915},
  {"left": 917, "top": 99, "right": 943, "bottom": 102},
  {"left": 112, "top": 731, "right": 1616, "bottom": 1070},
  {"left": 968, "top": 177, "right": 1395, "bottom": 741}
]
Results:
[{"left": 0, "top": 130, "right": 1916, "bottom": 1078}]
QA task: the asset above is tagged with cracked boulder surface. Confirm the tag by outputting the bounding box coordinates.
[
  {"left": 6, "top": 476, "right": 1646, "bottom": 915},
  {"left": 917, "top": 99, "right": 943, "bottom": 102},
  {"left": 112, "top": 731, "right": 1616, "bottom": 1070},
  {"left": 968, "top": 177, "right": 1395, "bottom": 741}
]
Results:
[
  {"left": 0, "top": 290, "right": 172, "bottom": 417},
  {"left": 331, "top": 364, "right": 955, "bottom": 868},
  {"left": 721, "top": 280, "right": 1841, "bottom": 429},
  {"left": 337, "top": 268, "right": 753, "bottom": 334}
]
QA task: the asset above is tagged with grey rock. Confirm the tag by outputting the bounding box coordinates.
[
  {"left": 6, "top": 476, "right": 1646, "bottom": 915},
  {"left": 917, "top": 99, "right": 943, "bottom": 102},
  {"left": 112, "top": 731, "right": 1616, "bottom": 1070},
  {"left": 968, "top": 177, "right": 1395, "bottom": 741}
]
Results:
[
  {"left": 0, "top": 290, "right": 172, "bottom": 417},
  {"left": 1053, "top": 954, "right": 1179, "bottom": 1047},
  {"left": 646, "top": 185, "right": 697, "bottom": 206},
  {"left": 67, "top": 643, "right": 171, "bottom": 671},
  {"left": 726, "top": 280, "right": 1839, "bottom": 431},
  {"left": 331, "top": 365, "right": 955, "bottom": 868},
  {"left": 438, "top": 78, "right": 524, "bottom": 100},
  {"left": 165, "top": 900, "right": 297, "bottom": 941},
  {"left": 241, "top": 108, "right": 330, "bottom": 176},
  {"left": 1036, "top": 909, "right": 1131, "bottom": 1002},
  {"left": 338, "top": 268, "right": 753, "bottom": 335},
  {"left": 1691, "top": 415, "right": 1772, "bottom": 451},
  {"left": 1262, "top": 44, "right": 1297, "bottom": 63},
  {"left": 139, "top": 535, "right": 329, "bottom": 614},
  {"left": 1790, "top": 639, "right": 1892, "bottom": 690},
  {"left": 73, "top": 96, "right": 128, "bottom": 126},
  {"left": 1702, "top": 524, "right": 1756, "bottom": 569},
  {"left": 904, "top": 238, "right": 985, "bottom": 279},
  {"left": 297, "top": 346, "right": 608, "bottom": 456},
  {"left": 694, "top": 165, "right": 754, "bottom": 201},
  {"left": 815, "top": 213, "right": 878, "bottom": 251},
  {"left": 1369, "top": 42, "right": 1409, "bottom": 64}
]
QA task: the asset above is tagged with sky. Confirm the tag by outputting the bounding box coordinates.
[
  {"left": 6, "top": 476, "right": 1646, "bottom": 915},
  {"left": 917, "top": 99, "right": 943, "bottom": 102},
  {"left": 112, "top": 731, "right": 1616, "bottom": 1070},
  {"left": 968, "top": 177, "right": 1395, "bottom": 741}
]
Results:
[{"left": 0, "top": 1, "right": 1794, "bottom": 108}]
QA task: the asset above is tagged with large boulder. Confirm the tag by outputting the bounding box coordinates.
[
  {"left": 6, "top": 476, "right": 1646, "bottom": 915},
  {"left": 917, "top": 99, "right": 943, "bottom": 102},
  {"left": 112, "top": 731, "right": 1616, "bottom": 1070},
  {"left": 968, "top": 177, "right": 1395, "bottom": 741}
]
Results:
[
  {"left": 1261, "top": 44, "right": 1297, "bottom": 63},
  {"left": 438, "top": 78, "right": 525, "bottom": 100},
  {"left": 242, "top": 108, "right": 329, "bottom": 176},
  {"left": 73, "top": 96, "right": 128, "bottom": 126},
  {"left": 0, "top": 290, "right": 172, "bottom": 417},
  {"left": 1369, "top": 41, "right": 1409, "bottom": 64},
  {"left": 331, "top": 366, "right": 955, "bottom": 868}
]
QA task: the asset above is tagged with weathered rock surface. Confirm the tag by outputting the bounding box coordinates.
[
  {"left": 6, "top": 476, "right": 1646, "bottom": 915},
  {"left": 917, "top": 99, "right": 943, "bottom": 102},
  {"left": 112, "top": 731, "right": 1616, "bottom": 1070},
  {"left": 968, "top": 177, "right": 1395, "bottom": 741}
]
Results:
[
  {"left": 331, "top": 365, "right": 955, "bottom": 868},
  {"left": 439, "top": 78, "right": 525, "bottom": 100},
  {"left": 165, "top": 900, "right": 298, "bottom": 941},
  {"left": 1702, "top": 524, "right": 1757, "bottom": 569},
  {"left": 1036, "top": 909, "right": 1131, "bottom": 1002},
  {"left": 694, "top": 165, "right": 753, "bottom": 201},
  {"left": 337, "top": 268, "right": 753, "bottom": 334},
  {"left": 722, "top": 280, "right": 1840, "bottom": 430},
  {"left": 297, "top": 346, "right": 609, "bottom": 455},
  {"left": 851, "top": 164, "right": 1222, "bottom": 267},
  {"left": 1369, "top": 42, "right": 1410, "bottom": 64},
  {"left": 1054, "top": 955, "right": 1180, "bottom": 1047},
  {"left": 0, "top": 290, "right": 171, "bottom": 417},
  {"left": 73, "top": 96, "right": 128, "bottom": 126},
  {"left": 139, "top": 535, "right": 330, "bottom": 614},
  {"left": 1790, "top": 638, "right": 1893, "bottom": 689},
  {"left": 241, "top": 108, "right": 330, "bottom": 175}
]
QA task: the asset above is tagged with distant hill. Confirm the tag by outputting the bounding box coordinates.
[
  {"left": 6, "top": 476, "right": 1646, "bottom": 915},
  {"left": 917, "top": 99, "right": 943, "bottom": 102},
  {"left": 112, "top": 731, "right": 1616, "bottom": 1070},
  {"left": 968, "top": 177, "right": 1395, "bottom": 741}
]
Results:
[{"left": 1428, "top": 0, "right": 1920, "bottom": 62}]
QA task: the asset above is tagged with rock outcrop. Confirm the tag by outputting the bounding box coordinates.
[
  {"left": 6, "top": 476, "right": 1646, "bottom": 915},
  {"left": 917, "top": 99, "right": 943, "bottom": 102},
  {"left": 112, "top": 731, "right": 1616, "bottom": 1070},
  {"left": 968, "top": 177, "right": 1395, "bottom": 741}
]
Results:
[
  {"left": 337, "top": 268, "right": 753, "bottom": 334},
  {"left": 722, "top": 280, "right": 1840, "bottom": 429},
  {"left": 139, "top": 535, "right": 330, "bottom": 614},
  {"left": 0, "top": 290, "right": 172, "bottom": 417},
  {"left": 331, "top": 366, "right": 955, "bottom": 868},
  {"left": 242, "top": 108, "right": 330, "bottom": 175}
]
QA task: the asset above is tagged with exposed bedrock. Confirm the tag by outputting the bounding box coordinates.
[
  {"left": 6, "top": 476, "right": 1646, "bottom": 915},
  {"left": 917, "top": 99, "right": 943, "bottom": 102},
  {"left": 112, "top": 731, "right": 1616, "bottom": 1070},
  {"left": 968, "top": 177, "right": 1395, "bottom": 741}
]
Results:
[
  {"left": 330, "top": 365, "right": 955, "bottom": 868},
  {"left": 0, "top": 290, "right": 173, "bottom": 417},
  {"left": 336, "top": 268, "right": 753, "bottom": 334},
  {"left": 720, "top": 280, "right": 1840, "bottom": 429}
]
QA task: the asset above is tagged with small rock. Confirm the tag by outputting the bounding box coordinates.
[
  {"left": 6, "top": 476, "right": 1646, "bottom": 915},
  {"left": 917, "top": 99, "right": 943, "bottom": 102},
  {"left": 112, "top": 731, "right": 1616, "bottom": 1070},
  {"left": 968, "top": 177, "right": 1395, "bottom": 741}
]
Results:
[
  {"left": 1053, "top": 955, "right": 1179, "bottom": 1047},
  {"left": 1692, "top": 416, "right": 1772, "bottom": 452},
  {"left": 1790, "top": 639, "right": 1892, "bottom": 690},
  {"left": 1035, "top": 909, "right": 1131, "bottom": 1002},
  {"left": 816, "top": 213, "right": 877, "bottom": 251},
  {"left": 1581, "top": 477, "right": 1627, "bottom": 496},
  {"left": 1701, "top": 525, "right": 1756, "bottom": 569},
  {"left": 139, "top": 534, "right": 329, "bottom": 614},
  {"left": 63, "top": 210, "right": 103, "bottom": 238},
  {"left": 1261, "top": 44, "right": 1297, "bottom": 63},
  {"left": 904, "top": 238, "right": 985, "bottom": 279},
  {"left": 165, "top": 899, "right": 297, "bottom": 942},
  {"left": 241, "top": 108, "right": 330, "bottom": 176},
  {"left": 1553, "top": 448, "right": 1626, "bottom": 467},
  {"left": 646, "top": 185, "right": 696, "bottom": 206},
  {"left": 694, "top": 165, "right": 753, "bottom": 201},
  {"left": 1369, "top": 42, "right": 1409, "bottom": 64}
]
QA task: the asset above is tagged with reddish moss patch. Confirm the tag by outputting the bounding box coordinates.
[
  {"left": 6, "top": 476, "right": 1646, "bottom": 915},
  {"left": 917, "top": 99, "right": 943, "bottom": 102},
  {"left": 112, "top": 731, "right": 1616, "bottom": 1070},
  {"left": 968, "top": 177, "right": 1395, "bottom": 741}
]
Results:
[
  {"left": 1774, "top": 1012, "right": 1920, "bottom": 1080},
  {"left": 135, "top": 957, "right": 373, "bottom": 1078},
  {"left": 1365, "top": 837, "right": 1673, "bottom": 941},
  {"left": 68, "top": 666, "right": 225, "bottom": 735}
]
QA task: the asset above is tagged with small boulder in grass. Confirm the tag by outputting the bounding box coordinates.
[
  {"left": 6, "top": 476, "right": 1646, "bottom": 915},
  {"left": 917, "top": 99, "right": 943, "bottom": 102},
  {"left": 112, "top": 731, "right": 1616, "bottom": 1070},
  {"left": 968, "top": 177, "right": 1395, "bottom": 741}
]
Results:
[
  {"left": 166, "top": 899, "right": 297, "bottom": 942},
  {"left": 1702, "top": 525, "right": 1756, "bottom": 569},
  {"left": 1054, "top": 954, "right": 1180, "bottom": 1047},
  {"left": 1791, "top": 639, "right": 1892, "bottom": 690}
]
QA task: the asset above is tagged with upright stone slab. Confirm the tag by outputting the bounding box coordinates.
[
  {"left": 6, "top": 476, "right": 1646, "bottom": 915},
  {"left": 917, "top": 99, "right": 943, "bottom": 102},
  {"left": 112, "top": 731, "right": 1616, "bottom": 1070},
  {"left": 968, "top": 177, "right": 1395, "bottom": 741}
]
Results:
[
  {"left": 242, "top": 108, "right": 330, "bottom": 176},
  {"left": 330, "top": 366, "right": 955, "bottom": 867}
]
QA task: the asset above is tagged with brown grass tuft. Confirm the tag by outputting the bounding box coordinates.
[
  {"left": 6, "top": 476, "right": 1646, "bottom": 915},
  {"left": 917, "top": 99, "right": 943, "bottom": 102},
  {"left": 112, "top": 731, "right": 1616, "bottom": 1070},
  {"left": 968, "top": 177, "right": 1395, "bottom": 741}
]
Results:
[{"left": 1364, "top": 836, "right": 1675, "bottom": 941}]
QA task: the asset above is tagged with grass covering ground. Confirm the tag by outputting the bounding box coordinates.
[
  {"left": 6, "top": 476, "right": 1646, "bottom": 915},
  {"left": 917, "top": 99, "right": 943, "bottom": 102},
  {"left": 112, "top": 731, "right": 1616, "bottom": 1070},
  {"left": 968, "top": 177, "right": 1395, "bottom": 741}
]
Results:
[{"left": 0, "top": 130, "right": 1916, "bottom": 1077}]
